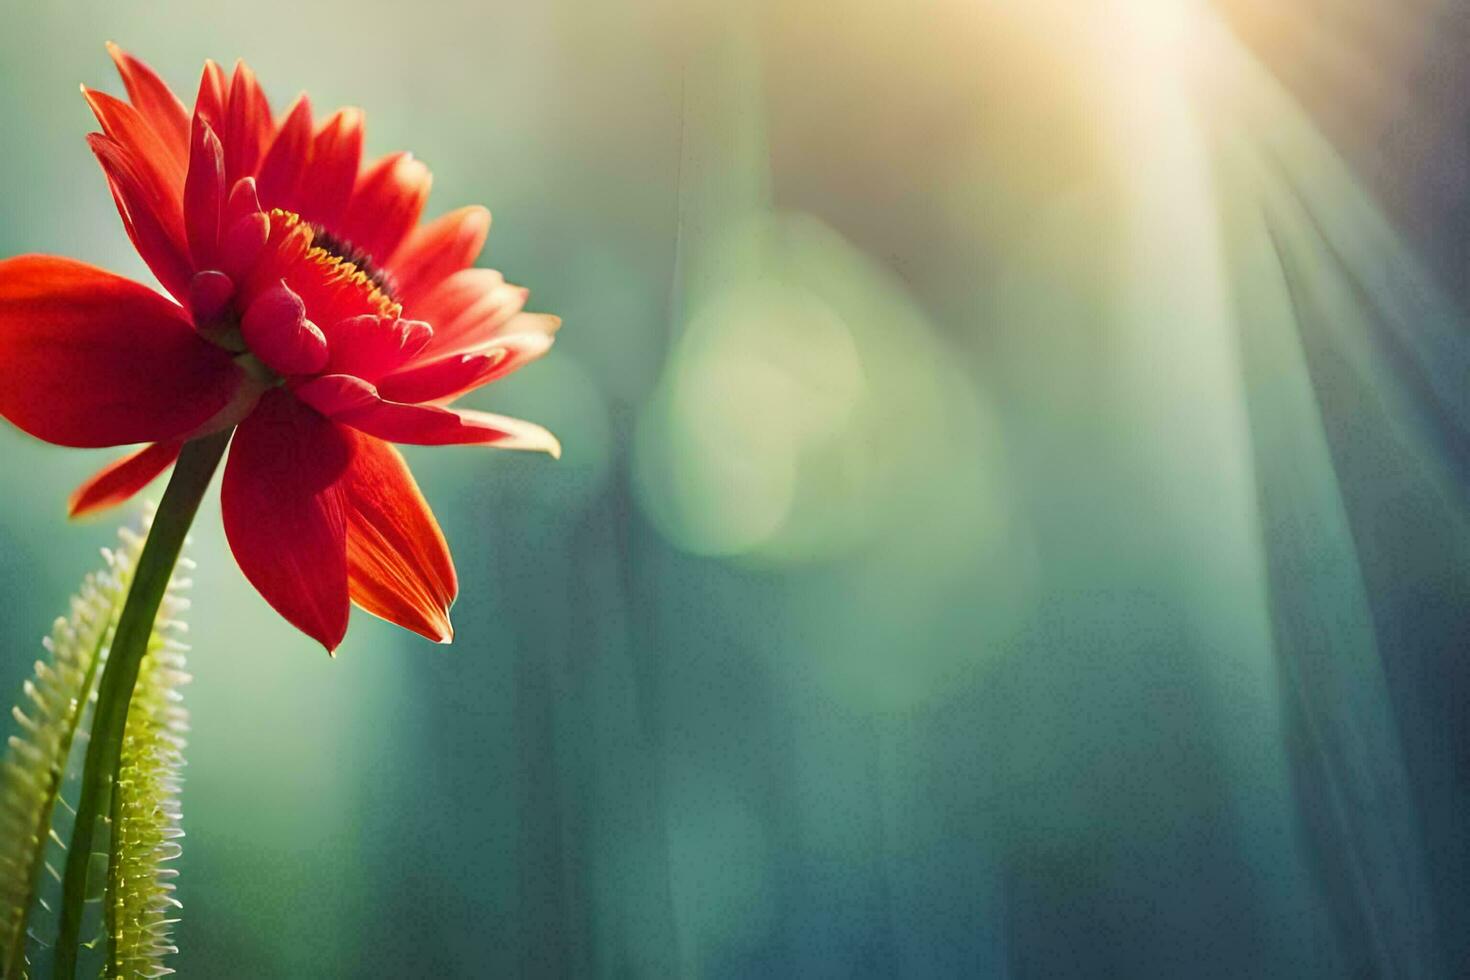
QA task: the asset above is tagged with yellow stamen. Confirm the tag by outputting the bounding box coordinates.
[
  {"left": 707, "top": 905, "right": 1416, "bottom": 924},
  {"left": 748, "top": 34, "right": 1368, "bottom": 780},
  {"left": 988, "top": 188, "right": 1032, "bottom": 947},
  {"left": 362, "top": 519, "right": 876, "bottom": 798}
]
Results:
[{"left": 267, "top": 209, "right": 401, "bottom": 319}]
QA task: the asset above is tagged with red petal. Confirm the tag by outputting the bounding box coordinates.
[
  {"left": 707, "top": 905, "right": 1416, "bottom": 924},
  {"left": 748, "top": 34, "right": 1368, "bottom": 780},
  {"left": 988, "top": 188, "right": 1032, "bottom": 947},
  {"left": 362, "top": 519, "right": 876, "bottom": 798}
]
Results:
[
  {"left": 406, "top": 267, "right": 504, "bottom": 323},
  {"left": 376, "top": 328, "right": 555, "bottom": 404},
  {"left": 89, "top": 134, "right": 192, "bottom": 300},
  {"left": 387, "top": 206, "right": 490, "bottom": 306},
  {"left": 0, "top": 256, "right": 243, "bottom": 447},
  {"left": 340, "top": 430, "right": 457, "bottom": 642},
  {"left": 221, "top": 389, "right": 350, "bottom": 652},
  {"left": 294, "top": 374, "right": 560, "bottom": 455},
  {"left": 448, "top": 408, "right": 562, "bottom": 456},
  {"left": 338, "top": 153, "right": 431, "bottom": 266},
  {"left": 194, "top": 60, "right": 227, "bottom": 136},
  {"left": 220, "top": 210, "right": 270, "bottom": 285},
  {"left": 403, "top": 269, "right": 547, "bottom": 363},
  {"left": 82, "top": 86, "right": 186, "bottom": 195},
  {"left": 319, "top": 315, "right": 432, "bottom": 382},
  {"left": 299, "top": 108, "right": 364, "bottom": 229},
  {"left": 197, "top": 60, "right": 274, "bottom": 189},
  {"left": 226, "top": 175, "right": 264, "bottom": 226},
  {"left": 189, "top": 269, "right": 235, "bottom": 325},
  {"left": 223, "top": 60, "right": 274, "bottom": 188},
  {"left": 256, "top": 95, "right": 314, "bottom": 215},
  {"left": 68, "top": 441, "right": 182, "bottom": 518},
  {"left": 106, "top": 43, "right": 190, "bottom": 174},
  {"left": 184, "top": 116, "right": 226, "bottom": 267},
  {"left": 241, "top": 280, "right": 328, "bottom": 376}
]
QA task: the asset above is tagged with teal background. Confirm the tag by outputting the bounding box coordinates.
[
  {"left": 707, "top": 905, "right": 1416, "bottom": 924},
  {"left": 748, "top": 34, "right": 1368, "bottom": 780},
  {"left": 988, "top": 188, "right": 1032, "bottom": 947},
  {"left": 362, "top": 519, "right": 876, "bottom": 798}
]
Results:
[{"left": 2, "top": 0, "right": 1469, "bottom": 976}]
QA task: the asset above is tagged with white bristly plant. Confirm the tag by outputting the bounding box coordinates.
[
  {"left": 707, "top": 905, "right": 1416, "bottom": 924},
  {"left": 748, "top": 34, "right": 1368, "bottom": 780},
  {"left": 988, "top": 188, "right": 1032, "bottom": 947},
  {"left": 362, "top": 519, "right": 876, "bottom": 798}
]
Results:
[{"left": 0, "top": 518, "right": 192, "bottom": 979}]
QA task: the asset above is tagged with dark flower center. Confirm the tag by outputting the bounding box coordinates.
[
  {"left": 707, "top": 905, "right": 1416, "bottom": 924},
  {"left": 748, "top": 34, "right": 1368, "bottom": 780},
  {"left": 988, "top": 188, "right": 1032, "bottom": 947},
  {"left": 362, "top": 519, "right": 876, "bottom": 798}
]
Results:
[{"left": 307, "top": 224, "right": 399, "bottom": 302}]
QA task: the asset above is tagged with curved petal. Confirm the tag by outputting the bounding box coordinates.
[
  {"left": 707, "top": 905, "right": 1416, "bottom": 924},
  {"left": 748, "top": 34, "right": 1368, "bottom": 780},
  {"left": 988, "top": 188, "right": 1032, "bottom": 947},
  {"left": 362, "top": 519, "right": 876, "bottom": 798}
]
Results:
[
  {"left": 88, "top": 133, "right": 192, "bottom": 300},
  {"left": 387, "top": 205, "right": 490, "bottom": 306},
  {"left": 340, "top": 430, "right": 457, "bottom": 642},
  {"left": 82, "top": 86, "right": 186, "bottom": 195},
  {"left": 376, "top": 328, "right": 555, "bottom": 405},
  {"left": 68, "top": 441, "right": 182, "bottom": 518},
  {"left": 319, "top": 314, "right": 432, "bottom": 382},
  {"left": 240, "top": 279, "right": 328, "bottom": 376},
  {"left": 402, "top": 270, "right": 552, "bottom": 364},
  {"left": 221, "top": 389, "right": 351, "bottom": 652},
  {"left": 450, "top": 408, "right": 561, "bottom": 455},
  {"left": 224, "top": 60, "right": 274, "bottom": 188},
  {"left": 405, "top": 266, "right": 501, "bottom": 322},
  {"left": 196, "top": 60, "right": 274, "bottom": 188},
  {"left": 0, "top": 256, "right": 244, "bottom": 447},
  {"left": 184, "top": 116, "right": 226, "bottom": 267},
  {"left": 106, "top": 43, "right": 190, "bottom": 173},
  {"left": 299, "top": 108, "right": 364, "bottom": 229},
  {"left": 294, "top": 374, "right": 561, "bottom": 456},
  {"left": 193, "top": 60, "right": 228, "bottom": 147},
  {"left": 255, "top": 94, "right": 314, "bottom": 215},
  {"left": 338, "top": 152, "right": 431, "bottom": 267}
]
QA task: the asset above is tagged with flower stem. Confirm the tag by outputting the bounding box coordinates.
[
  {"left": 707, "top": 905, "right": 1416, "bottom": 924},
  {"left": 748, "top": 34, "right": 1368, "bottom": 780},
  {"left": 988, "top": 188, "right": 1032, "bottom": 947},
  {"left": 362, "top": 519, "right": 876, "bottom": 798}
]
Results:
[{"left": 52, "top": 429, "right": 231, "bottom": 980}]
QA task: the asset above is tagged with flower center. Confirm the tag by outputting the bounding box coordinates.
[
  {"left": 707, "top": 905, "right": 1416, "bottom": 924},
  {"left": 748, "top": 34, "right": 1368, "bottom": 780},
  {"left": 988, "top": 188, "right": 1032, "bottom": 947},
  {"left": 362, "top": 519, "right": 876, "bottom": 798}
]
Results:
[
  {"left": 307, "top": 224, "right": 399, "bottom": 302},
  {"left": 258, "top": 210, "right": 401, "bottom": 322},
  {"left": 196, "top": 202, "right": 408, "bottom": 378}
]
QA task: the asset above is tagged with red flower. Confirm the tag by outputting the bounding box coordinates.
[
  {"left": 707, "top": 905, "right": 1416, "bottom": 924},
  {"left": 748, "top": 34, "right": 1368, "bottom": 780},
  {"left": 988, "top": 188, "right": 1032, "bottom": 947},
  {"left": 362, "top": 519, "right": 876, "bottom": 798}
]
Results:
[{"left": 0, "top": 46, "right": 561, "bottom": 652}]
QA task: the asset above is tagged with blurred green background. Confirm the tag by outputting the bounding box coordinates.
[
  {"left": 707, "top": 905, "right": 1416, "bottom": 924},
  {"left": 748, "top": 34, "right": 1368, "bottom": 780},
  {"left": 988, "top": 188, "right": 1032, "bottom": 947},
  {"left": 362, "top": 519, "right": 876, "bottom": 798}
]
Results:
[{"left": 3, "top": 0, "right": 1470, "bottom": 976}]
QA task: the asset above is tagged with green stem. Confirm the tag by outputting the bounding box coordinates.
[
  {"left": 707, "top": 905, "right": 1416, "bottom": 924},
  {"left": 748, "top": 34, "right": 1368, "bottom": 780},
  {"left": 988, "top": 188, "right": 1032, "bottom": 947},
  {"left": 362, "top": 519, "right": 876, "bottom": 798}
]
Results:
[{"left": 52, "top": 429, "right": 231, "bottom": 980}]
